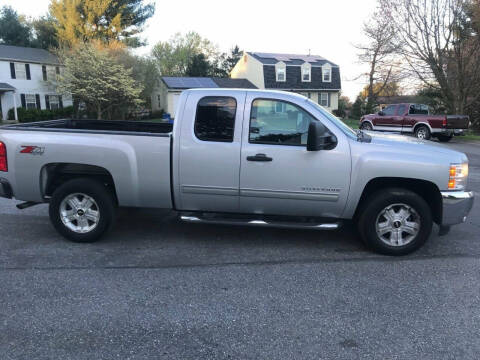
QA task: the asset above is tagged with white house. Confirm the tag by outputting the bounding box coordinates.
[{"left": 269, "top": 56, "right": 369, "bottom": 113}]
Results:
[
  {"left": 0, "top": 44, "right": 72, "bottom": 121},
  {"left": 231, "top": 52, "right": 341, "bottom": 112}
]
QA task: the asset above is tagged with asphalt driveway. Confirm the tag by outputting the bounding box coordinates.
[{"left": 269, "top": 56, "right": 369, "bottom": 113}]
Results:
[{"left": 0, "top": 140, "right": 479, "bottom": 359}]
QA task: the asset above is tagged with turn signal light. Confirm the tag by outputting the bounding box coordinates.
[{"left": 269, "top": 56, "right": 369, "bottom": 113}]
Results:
[
  {"left": 448, "top": 163, "right": 468, "bottom": 190},
  {"left": 0, "top": 141, "right": 7, "bottom": 172}
]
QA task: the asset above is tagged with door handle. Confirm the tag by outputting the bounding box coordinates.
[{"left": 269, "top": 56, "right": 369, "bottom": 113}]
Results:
[{"left": 247, "top": 153, "right": 273, "bottom": 162}]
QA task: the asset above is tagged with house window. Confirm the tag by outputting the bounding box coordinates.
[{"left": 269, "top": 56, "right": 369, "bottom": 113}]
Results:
[
  {"left": 320, "top": 93, "right": 329, "bottom": 107},
  {"left": 48, "top": 95, "right": 60, "bottom": 110},
  {"left": 301, "top": 63, "right": 311, "bottom": 82},
  {"left": 15, "top": 63, "right": 27, "bottom": 80},
  {"left": 47, "top": 66, "right": 56, "bottom": 81},
  {"left": 322, "top": 65, "right": 332, "bottom": 82},
  {"left": 25, "top": 94, "right": 37, "bottom": 109},
  {"left": 276, "top": 67, "right": 285, "bottom": 82}
]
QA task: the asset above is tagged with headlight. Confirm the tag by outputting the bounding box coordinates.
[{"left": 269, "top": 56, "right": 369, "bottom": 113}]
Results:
[{"left": 448, "top": 163, "right": 469, "bottom": 190}]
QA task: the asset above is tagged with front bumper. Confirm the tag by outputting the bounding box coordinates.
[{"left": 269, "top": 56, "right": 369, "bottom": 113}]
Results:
[{"left": 441, "top": 191, "right": 474, "bottom": 226}]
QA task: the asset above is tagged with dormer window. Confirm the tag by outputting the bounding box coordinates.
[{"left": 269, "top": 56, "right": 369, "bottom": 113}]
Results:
[
  {"left": 275, "top": 61, "right": 286, "bottom": 82},
  {"left": 301, "top": 62, "right": 311, "bottom": 82},
  {"left": 322, "top": 64, "right": 332, "bottom": 82}
]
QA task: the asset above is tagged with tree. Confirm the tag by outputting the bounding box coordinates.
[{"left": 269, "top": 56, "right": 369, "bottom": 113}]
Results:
[
  {"left": 351, "top": 96, "right": 365, "bottom": 119},
  {"left": 0, "top": 6, "right": 32, "bottom": 47},
  {"left": 31, "top": 16, "right": 58, "bottom": 50},
  {"left": 56, "top": 43, "right": 142, "bottom": 119},
  {"left": 186, "top": 53, "right": 211, "bottom": 76},
  {"left": 112, "top": 49, "right": 159, "bottom": 108},
  {"left": 50, "top": 0, "right": 155, "bottom": 47},
  {"left": 222, "top": 45, "right": 243, "bottom": 75},
  {"left": 380, "top": 0, "right": 480, "bottom": 114},
  {"left": 355, "top": 9, "right": 403, "bottom": 114},
  {"left": 152, "top": 32, "right": 218, "bottom": 76}
]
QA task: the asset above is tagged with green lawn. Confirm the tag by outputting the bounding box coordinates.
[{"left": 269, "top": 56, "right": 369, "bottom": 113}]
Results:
[
  {"left": 342, "top": 118, "right": 360, "bottom": 129},
  {"left": 456, "top": 131, "right": 480, "bottom": 142}
]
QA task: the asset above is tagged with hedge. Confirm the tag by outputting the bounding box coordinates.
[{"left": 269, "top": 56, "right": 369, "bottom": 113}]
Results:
[{"left": 7, "top": 106, "right": 74, "bottom": 123}]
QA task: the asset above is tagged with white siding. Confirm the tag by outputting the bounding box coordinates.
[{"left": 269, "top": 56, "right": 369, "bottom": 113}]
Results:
[
  {"left": 230, "top": 53, "right": 265, "bottom": 89},
  {"left": 0, "top": 60, "right": 72, "bottom": 121}
]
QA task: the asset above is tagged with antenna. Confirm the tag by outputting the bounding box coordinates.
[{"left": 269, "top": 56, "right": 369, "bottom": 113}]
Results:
[{"left": 308, "top": 49, "right": 311, "bottom": 56}]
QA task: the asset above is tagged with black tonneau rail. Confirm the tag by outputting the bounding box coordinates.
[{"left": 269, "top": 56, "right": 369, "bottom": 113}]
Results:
[{"left": 1, "top": 119, "right": 173, "bottom": 137}]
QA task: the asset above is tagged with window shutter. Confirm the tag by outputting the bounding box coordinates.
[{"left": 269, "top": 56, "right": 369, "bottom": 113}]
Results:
[
  {"left": 10, "top": 63, "right": 16, "bottom": 79},
  {"left": 45, "top": 95, "right": 50, "bottom": 110},
  {"left": 59, "top": 95, "right": 63, "bottom": 109},
  {"left": 35, "top": 94, "right": 41, "bottom": 109},
  {"left": 20, "top": 94, "right": 26, "bottom": 108},
  {"left": 42, "top": 66, "right": 47, "bottom": 81},
  {"left": 328, "top": 93, "right": 331, "bottom": 107},
  {"left": 55, "top": 66, "right": 60, "bottom": 74},
  {"left": 25, "top": 64, "right": 31, "bottom": 80}
]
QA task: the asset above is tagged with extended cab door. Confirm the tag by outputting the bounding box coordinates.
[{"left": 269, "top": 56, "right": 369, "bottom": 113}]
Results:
[
  {"left": 375, "top": 104, "right": 397, "bottom": 130},
  {"left": 239, "top": 93, "right": 351, "bottom": 218},
  {"left": 175, "top": 90, "right": 246, "bottom": 212}
]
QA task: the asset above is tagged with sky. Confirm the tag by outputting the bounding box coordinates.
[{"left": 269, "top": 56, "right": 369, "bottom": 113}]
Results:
[{"left": 3, "top": 0, "right": 379, "bottom": 100}]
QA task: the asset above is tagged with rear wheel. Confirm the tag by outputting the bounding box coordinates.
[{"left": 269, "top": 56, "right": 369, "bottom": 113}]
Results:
[
  {"left": 358, "top": 188, "right": 432, "bottom": 255},
  {"left": 437, "top": 134, "right": 453, "bottom": 142},
  {"left": 414, "top": 125, "right": 431, "bottom": 140},
  {"left": 49, "top": 178, "right": 116, "bottom": 242},
  {"left": 361, "top": 122, "right": 373, "bottom": 131}
]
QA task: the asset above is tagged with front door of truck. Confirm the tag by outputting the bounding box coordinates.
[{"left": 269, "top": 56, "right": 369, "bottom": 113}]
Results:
[
  {"left": 176, "top": 90, "right": 246, "bottom": 212},
  {"left": 239, "top": 94, "right": 351, "bottom": 218},
  {"left": 375, "top": 105, "right": 397, "bottom": 130}
]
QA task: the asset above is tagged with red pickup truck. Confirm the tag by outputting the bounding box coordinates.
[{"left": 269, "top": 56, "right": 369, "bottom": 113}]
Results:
[{"left": 359, "top": 103, "right": 469, "bottom": 142}]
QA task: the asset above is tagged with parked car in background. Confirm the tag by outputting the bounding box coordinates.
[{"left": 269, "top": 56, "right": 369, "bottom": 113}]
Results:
[
  {"left": 360, "top": 103, "right": 470, "bottom": 142},
  {"left": 0, "top": 90, "right": 474, "bottom": 256}
]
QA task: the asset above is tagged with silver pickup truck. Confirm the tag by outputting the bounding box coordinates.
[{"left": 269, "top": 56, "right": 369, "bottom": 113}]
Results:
[{"left": 0, "top": 89, "right": 474, "bottom": 255}]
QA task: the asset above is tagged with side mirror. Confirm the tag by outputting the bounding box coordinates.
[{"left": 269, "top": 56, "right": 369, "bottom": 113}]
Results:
[
  {"left": 307, "top": 122, "right": 337, "bottom": 151},
  {"left": 378, "top": 111, "right": 385, "bottom": 116}
]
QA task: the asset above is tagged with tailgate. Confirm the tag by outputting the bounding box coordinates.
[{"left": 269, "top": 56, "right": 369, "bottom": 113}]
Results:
[{"left": 446, "top": 115, "right": 469, "bottom": 129}]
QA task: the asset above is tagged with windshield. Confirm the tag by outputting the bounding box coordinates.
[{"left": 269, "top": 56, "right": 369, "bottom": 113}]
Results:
[{"left": 306, "top": 99, "right": 357, "bottom": 139}]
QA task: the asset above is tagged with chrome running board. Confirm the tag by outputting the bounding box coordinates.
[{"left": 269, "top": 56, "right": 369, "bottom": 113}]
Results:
[{"left": 179, "top": 213, "right": 340, "bottom": 230}]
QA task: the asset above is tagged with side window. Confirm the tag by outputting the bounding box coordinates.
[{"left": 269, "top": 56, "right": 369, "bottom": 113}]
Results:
[
  {"left": 409, "top": 104, "right": 429, "bottom": 115},
  {"left": 249, "top": 99, "right": 317, "bottom": 146},
  {"left": 194, "top": 96, "right": 237, "bottom": 142},
  {"left": 397, "top": 104, "right": 407, "bottom": 115},
  {"left": 383, "top": 105, "right": 397, "bottom": 116}
]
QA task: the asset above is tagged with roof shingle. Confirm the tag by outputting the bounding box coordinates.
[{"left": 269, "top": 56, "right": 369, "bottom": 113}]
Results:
[{"left": 0, "top": 45, "right": 60, "bottom": 65}]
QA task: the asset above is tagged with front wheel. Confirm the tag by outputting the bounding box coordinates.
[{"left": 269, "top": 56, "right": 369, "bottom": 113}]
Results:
[
  {"left": 360, "top": 122, "right": 373, "bottom": 131},
  {"left": 358, "top": 188, "right": 432, "bottom": 255},
  {"left": 49, "top": 178, "right": 116, "bottom": 242}
]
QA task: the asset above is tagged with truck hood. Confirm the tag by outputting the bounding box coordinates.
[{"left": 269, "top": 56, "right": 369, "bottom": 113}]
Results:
[{"left": 366, "top": 132, "right": 468, "bottom": 162}]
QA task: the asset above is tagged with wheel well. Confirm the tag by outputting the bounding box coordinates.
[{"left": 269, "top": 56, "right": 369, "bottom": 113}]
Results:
[
  {"left": 354, "top": 177, "right": 442, "bottom": 224},
  {"left": 41, "top": 163, "right": 117, "bottom": 203},
  {"left": 413, "top": 123, "right": 431, "bottom": 132}
]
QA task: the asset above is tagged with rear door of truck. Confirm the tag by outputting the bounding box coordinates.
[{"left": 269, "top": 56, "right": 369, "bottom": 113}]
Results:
[{"left": 175, "top": 90, "right": 246, "bottom": 213}]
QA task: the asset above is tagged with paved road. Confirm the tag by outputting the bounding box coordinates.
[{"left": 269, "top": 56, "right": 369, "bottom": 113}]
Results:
[{"left": 1, "top": 140, "right": 479, "bottom": 359}]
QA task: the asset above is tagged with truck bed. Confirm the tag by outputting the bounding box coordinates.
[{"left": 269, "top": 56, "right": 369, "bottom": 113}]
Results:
[{"left": 2, "top": 119, "right": 173, "bottom": 136}]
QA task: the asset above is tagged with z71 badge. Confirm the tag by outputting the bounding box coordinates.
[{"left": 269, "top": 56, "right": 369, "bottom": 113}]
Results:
[{"left": 20, "top": 145, "right": 45, "bottom": 155}]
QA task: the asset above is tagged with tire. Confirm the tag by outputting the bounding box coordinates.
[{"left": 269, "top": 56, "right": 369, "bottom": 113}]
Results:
[
  {"left": 414, "top": 125, "right": 431, "bottom": 140},
  {"left": 357, "top": 188, "right": 432, "bottom": 256},
  {"left": 49, "top": 178, "right": 116, "bottom": 243},
  {"left": 437, "top": 134, "right": 453, "bottom": 142},
  {"left": 361, "top": 122, "right": 373, "bottom": 131}
]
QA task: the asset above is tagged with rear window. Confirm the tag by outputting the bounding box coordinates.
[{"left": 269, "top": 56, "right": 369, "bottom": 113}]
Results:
[
  {"left": 194, "top": 96, "right": 237, "bottom": 142},
  {"left": 409, "top": 104, "right": 429, "bottom": 115}
]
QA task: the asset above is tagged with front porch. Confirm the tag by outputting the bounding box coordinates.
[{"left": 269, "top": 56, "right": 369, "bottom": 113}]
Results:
[{"left": 0, "top": 83, "right": 18, "bottom": 123}]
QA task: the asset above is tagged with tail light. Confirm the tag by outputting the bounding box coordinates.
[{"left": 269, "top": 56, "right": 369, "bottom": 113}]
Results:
[
  {"left": 442, "top": 117, "right": 447, "bottom": 127},
  {"left": 0, "top": 141, "right": 7, "bottom": 172}
]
